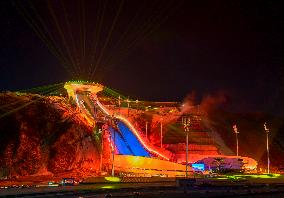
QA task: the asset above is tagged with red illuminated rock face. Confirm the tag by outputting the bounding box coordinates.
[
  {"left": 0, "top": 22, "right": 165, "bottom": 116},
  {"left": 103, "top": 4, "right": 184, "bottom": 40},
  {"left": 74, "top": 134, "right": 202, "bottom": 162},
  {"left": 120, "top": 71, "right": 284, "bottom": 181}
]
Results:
[
  {"left": 3, "top": 135, "right": 41, "bottom": 176},
  {"left": 0, "top": 93, "right": 105, "bottom": 178}
]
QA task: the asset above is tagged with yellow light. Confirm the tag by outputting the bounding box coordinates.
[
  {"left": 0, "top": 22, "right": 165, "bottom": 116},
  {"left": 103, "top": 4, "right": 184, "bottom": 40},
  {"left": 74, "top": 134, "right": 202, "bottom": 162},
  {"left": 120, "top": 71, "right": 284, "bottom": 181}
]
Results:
[
  {"left": 231, "top": 174, "right": 281, "bottom": 179},
  {"left": 101, "top": 185, "right": 116, "bottom": 189},
  {"left": 104, "top": 177, "right": 121, "bottom": 182}
]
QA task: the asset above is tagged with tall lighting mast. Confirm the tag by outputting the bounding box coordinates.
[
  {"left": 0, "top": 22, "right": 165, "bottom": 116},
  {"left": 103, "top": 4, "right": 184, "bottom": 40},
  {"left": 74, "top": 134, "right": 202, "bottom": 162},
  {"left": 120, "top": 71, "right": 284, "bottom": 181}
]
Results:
[
  {"left": 111, "top": 119, "right": 115, "bottom": 176},
  {"left": 160, "top": 118, "right": 163, "bottom": 148},
  {"left": 233, "top": 125, "right": 239, "bottom": 157},
  {"left": 264, "top": 122, "right": 270, "bottom": 174},
  {"left": 182, "top": 115, "right": 190, "bottom": 178}
]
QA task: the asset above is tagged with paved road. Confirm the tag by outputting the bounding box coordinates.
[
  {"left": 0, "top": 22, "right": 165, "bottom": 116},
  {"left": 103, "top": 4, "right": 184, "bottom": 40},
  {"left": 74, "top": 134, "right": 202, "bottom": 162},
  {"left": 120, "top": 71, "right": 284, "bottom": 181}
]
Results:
[{"left": 2, "top": 181, "right": 284, "bottom": 198}]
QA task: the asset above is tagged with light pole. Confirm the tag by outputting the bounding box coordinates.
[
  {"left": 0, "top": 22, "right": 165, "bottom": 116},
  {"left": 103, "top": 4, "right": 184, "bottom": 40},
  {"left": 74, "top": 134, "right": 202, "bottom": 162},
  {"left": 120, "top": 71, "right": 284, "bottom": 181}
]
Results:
[
  {"left": 99, "top": 129, "right": 103, "bottom": 173},
  {"left": 233, "top": 125, "right": 239, "bottom": 157},
  {"left": 111, "top": 117, "right": 115, "bottom": 176},
  {"left": 160, "top": 118, "right": 163, "bottom": 148},
  {"left": 111, "top": 133, "right": 115, "bottom": 176},
  {"left": 264, "top": 122, "right": 270, "bottom": 174},
  {"left": 182, "top": 116, "right": 190, "bottom": 178}
]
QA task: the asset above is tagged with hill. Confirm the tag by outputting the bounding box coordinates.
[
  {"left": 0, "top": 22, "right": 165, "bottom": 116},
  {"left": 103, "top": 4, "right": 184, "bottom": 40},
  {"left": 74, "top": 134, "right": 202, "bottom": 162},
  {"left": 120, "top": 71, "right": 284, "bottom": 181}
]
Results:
[{"left": 0, "top": 92, "right": 102, "bottom": 179}]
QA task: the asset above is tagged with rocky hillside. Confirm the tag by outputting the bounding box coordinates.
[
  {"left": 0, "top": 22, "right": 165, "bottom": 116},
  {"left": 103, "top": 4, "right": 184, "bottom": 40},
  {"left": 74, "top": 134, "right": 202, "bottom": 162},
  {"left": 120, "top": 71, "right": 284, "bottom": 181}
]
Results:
[{"left": 0, "top": 92, "right": 105, "bottom": 178}]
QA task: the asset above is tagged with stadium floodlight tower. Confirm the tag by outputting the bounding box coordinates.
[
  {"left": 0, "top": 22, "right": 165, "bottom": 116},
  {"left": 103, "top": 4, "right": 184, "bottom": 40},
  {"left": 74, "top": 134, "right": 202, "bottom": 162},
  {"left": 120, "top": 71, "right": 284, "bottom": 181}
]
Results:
[
  {"left": 233, "top": 125, "right": 239, "bottom": 157},
  {"left": 111, "top": 116, "right": 116, "bottom": 177},
  {"left": 160, "top": 117, "right": 163, "bottom": 148},
  {"left": 182, "top": 115, "right": 191, "bottom": 178},
  {"left": 264, "top": 122, "right": 270, "bottom": 174}
]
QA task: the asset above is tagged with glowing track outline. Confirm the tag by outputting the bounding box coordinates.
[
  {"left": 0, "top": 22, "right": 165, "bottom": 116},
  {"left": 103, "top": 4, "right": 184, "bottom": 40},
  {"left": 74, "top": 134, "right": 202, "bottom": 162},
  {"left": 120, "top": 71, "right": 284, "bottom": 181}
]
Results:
[{"left": 95, "top": 99, "right": 169, "bottom": 160}]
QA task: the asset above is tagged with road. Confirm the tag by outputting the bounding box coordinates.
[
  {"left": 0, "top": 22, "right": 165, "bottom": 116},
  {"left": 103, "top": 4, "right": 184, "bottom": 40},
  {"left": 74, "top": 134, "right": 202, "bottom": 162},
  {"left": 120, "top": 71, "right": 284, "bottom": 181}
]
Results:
[{"left": 2, "top": 180, "right": 284, "bottom": 197}]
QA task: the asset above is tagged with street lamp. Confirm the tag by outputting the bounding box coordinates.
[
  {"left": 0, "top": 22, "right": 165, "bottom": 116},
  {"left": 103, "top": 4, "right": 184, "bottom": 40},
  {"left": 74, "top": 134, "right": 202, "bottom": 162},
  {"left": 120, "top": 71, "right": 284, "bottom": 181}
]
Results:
[
  {"left": 99, "top": 128, "right": 103, "bottom": 173},
  {"left": 110, "top": 116, "right": 115, "bottom": 176},
  {"left": 233, "top": 125, "right": 239, "bottom": 157},
  {"left": 182, "top": 116, "right": 190, "bottom": 178},
  {"left": 160, "top": 118, "right": 163, "bottom": 148},
  {"left": 264, "top": 122, "right": 270, "bottom": 174}
]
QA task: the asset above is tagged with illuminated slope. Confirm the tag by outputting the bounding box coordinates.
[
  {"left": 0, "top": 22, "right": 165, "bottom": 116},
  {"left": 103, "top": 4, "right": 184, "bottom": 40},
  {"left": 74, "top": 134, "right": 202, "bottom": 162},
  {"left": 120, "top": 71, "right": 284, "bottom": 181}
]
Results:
[
  {"left": 94, "top": 95, "right": 170, "bottom": 160},
  {"left": 109, "top": 127, "right": 134, "bottom": 155},
  {"left": 115, "top": 114, "right": 170, "bottom": 160},
  {"left": 116, "top": 121, "right": 151, "bottom": 157},
  {"left": 72, "top": 89, "right": 155, "bottom": 158}
]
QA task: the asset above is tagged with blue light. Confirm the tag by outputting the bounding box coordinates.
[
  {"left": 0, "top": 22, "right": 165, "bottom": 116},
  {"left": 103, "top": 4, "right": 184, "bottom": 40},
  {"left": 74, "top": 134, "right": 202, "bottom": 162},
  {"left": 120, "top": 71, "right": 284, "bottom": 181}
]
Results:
[
  {"left": 115, "top": 121, "right": 151, "bottom": 157},
  {"left": 192, "top": 163, "right": 205, "bottom": 171},
  {"left": 109, "top": 127, "right": 133, "bottom": 155},
  {"left": 109, "top": 121, "right": 151, "bottom": 157}
]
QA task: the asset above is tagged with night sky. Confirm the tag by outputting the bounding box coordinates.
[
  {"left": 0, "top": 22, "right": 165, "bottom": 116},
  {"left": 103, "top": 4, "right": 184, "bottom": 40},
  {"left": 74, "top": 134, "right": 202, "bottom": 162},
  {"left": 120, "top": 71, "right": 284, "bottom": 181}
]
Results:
[{"left": 0, "top": 0, "right": 284, "bottom": 115}]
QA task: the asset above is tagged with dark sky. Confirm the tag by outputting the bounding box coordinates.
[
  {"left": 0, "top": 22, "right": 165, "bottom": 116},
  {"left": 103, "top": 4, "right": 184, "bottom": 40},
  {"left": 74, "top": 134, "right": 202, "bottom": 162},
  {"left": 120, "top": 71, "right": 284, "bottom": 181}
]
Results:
[{"left": 0, "top": 0, "right": 284, "bottom": 115}]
